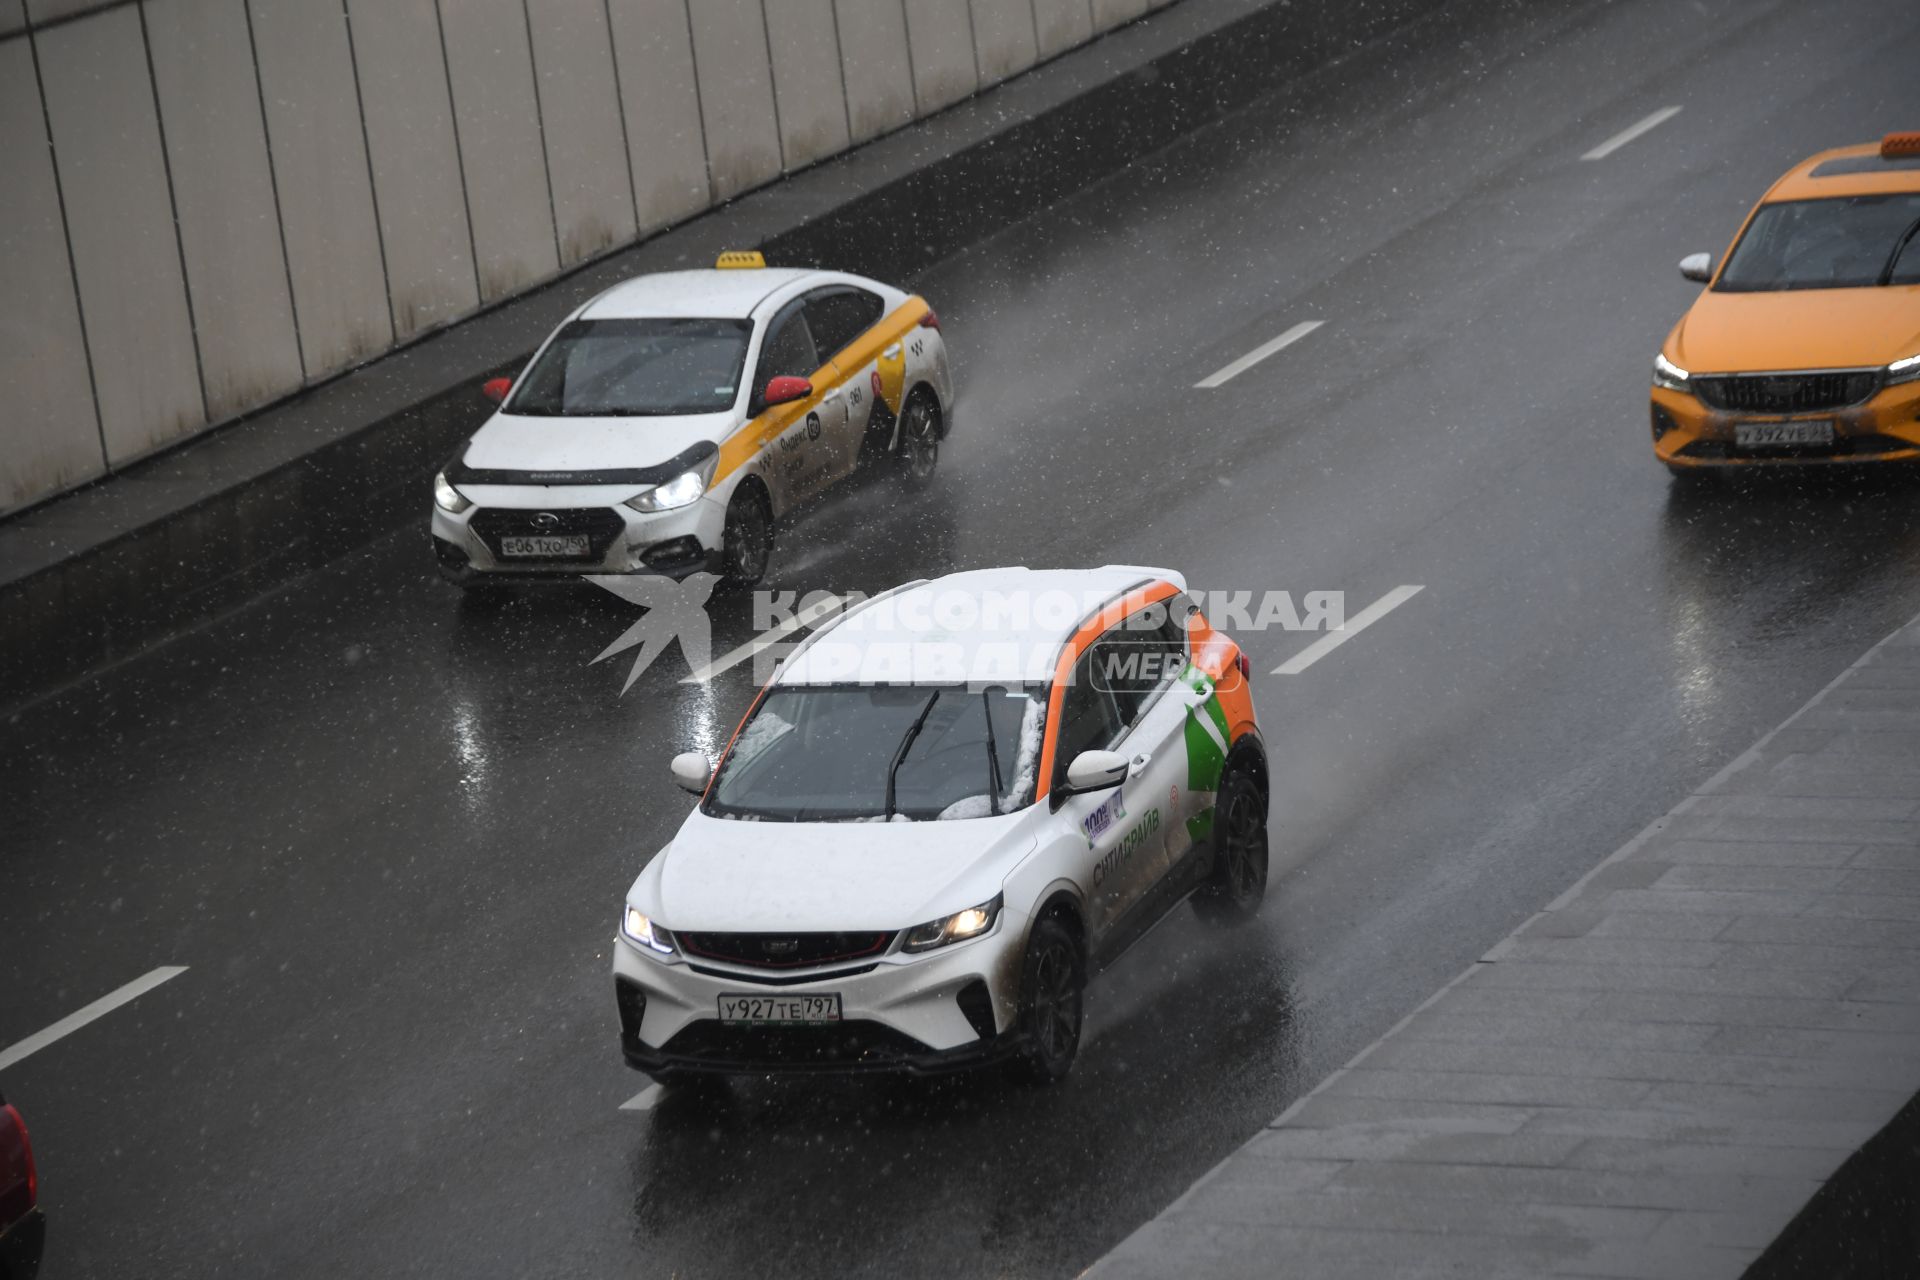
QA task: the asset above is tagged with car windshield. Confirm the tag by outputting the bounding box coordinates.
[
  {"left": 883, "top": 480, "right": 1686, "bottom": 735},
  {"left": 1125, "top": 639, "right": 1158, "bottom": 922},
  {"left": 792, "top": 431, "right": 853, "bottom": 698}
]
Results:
[
  {"left": 1716, "top": 193, "right": 1920, "bottom": 291},
  {"left": 506, "top": 317, "right": 751, "bottom": 416},
  {"left": 705, "top": 684, "right": 1048, "bottom": 822}
]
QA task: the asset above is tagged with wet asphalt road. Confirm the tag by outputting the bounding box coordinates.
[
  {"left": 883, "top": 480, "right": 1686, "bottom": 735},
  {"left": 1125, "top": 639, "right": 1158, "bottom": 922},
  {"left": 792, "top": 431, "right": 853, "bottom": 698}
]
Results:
[{"left": 7, "top": 0, "right": 1920, "bottom": 1275}]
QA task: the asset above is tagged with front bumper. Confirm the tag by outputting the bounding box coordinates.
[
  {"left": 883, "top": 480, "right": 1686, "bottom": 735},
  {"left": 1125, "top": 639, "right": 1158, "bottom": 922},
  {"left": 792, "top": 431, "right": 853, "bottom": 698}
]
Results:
[
  {"left": 1651, "top": 380, "right": 1920, "bottom": 469},
  {"left": 611, "top": 915, "right": 1027, "bottom": 1078},
  {"left": 430, "top": 492, "right": 727, "bottom": 581}
]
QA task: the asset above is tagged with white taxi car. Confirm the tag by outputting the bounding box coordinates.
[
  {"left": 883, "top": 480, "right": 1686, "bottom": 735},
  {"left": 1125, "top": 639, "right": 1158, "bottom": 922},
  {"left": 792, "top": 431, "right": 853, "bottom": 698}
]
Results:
[
  {"left": 612, "top": 566, "right": 1270, "bottom": 1082},
  {"left": 431, "top": 253, "right": 952, "bottom": 587}
]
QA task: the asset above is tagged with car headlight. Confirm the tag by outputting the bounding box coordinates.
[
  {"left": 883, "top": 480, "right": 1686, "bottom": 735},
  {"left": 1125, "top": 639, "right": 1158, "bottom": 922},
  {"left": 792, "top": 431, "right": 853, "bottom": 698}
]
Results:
[
  {"left": 626, "top": 457, "right": 716, "bottom": 513},
  {"left": 1888, "top": 353, "right": 1920, "bottom": 387},
  {"left": 623, "top": 906, "right": 677, "bottom": 956},
  {"left": 1652, "top": 353, "right": 1691, "bottom": 393},
  {"left": 902, "top": 894, "right": 1002, "bottom": 953},
  {"left": 433, "top": 470, "right": 471, "bottom": 514}
]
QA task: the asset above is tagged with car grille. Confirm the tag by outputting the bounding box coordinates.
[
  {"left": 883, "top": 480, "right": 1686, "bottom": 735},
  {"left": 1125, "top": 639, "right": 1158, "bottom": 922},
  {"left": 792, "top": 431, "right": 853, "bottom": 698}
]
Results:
[
  {"left": 1693, "top": 370, "right": 1880, "bottom": 414},
  {"left": 657, "top": 1019, "right": 934, "bottom": 1071},
  {"left": 468, "top": 507, "right": 624, "bottom": 560},
  {"left": 677, "top": 931, "right": 896, "bottom": 970}
]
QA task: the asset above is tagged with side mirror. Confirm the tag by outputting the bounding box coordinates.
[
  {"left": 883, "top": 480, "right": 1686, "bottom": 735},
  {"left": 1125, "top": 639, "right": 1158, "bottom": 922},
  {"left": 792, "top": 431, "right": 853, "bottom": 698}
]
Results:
[
  {"left": 481, "top": 376, "right": 513, "bottom": 405},
  {"left": 1063, "top": 749, "right": 1129, "bottom": 796},
  {"left": 670, "top": 751, "right": 713, "bottom": 795},
  {"left": 1678, "top": 253, "right": 1713, "bottom": 284},
  {"left": 761, "top": 375, "right": 812, "bottom": 407}
]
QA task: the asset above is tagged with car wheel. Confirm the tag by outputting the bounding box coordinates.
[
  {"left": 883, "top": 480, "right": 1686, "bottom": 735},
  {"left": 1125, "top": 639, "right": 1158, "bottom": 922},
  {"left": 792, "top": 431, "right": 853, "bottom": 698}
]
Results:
[
  {"left": 896, "top": 391, "right": 940, "bottom": 488},
  {"left": 1193, "top": 760, "right": 1269, "bottom": 924},
  {"left": 1012, "top": 916, "right": 1083, "bottom": 1084},
  {"left": 721, "top": 488, "right": 772, "bottom": 587}
]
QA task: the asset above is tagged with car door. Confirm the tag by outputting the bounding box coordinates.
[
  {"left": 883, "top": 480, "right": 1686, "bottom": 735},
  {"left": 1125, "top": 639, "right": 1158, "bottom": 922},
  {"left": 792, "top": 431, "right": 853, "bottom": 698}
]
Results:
[
  {"left": 803, "top": 286, "right": 887, "bottom": 474},
  {"left": 752, "top": 302, "right": 844, "bottom": 508},
  {"left": 1089, "top": 610, "right": 1196, "bottom": 892},
  {"left": 1110, "top": 606, "right": 1211, "bottom": 878},
  {"left": 1052, "top": 642, "right": 1170, "bottom": 943}
]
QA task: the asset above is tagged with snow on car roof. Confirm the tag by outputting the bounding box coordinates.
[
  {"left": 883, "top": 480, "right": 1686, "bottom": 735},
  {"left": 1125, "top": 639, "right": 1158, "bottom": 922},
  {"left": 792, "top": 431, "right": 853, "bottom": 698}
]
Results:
[
  {"left": 581, "top": 268, "right": 817, "bottom": 321},
  {"left": 777, "top": 566, "right": 1184, "bottom": 687}
]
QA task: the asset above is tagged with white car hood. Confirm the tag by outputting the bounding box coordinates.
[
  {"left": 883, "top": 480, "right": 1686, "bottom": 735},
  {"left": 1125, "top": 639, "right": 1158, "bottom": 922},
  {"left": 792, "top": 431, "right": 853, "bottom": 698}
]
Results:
[
  {"left": 461, "top": 410, "right": 733, "bottom": 474},
  {"left": 644, "top": 808, "right": 1035, "bottom": 933}
]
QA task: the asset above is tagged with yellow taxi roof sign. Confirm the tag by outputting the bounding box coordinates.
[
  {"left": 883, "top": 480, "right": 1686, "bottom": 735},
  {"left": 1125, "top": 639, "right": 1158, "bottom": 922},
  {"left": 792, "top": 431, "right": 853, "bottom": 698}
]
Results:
[
  {"left": 1880, "top": 132, "right": 1920, "bottom": 159},
  {"left": 715, "top": 250, "right": 766, "bottom": 269}
]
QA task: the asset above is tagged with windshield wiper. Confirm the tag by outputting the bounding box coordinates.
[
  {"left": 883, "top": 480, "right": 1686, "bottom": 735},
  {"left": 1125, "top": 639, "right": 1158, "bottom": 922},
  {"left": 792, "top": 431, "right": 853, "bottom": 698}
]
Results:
[
  {"left": 1879, "top": 213, "right": 1920, "bottom": 285},
  {"left": 883, "top": 691, "right": 941, "bottom": 821},
  {"left": 981, "top": 688, "right": 1004, "bottom": 817}
]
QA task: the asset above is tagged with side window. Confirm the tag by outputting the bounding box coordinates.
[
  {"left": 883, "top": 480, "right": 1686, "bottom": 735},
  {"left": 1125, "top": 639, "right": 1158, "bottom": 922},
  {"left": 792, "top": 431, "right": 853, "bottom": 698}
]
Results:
[
  {"left": 1090, "top": 603, "right": 1187, "bottom": 726},
  {"left": 1052, "top": 651, "right": 1125, "bottom": 794},
  {"left": 756, "top": 306, "right": 819, "bottom": 386},
  {"left": 804, "top": 288, "right": 885, "bottom": 359}
]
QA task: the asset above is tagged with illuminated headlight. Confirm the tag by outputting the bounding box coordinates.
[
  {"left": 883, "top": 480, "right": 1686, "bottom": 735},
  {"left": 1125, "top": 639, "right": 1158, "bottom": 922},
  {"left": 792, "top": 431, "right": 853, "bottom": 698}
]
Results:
[
  {"left": 623, "top": 906, "right": 677, "bottom": 956},
  {"left": 1887, "top": 353, "right": 1920, "bottom": 387},
  {"left": 1652, "top": 353, "right": 1691, "bottom": 393},
  {"left": 433, "top": 470, "right": 471, "bottom": 514},
  {"left": 902, "top": 894, "right": 1002, "bottom": 954},
  {"left": 626, "top": 458, "right": 716, "bottom": 513}
]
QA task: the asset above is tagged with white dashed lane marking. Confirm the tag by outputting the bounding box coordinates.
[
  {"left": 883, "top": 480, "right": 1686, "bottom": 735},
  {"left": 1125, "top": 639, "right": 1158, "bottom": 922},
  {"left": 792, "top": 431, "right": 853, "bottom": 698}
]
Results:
[
  {"left": 1272, "top": 585, "right": 1425, "bottom": 675},
  {"left": 0, "top": 966, "right": 189, "bottom": 1071},
  {"left": 1582, "top": 106, "right": 1682, "bottom": 161},
  {"left": 1194, "top": 321, "right": 1324, "bottom": 389}
]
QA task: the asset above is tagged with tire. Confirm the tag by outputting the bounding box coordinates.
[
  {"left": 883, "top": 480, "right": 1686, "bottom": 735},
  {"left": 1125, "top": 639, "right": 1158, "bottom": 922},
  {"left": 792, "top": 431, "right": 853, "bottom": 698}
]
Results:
[
  {"left": 1193, "top": 759, "right": 1269, "bottom": 924},
  {"left": 896, "top": 391, "right": 941, "bottom": 489},
  {"left": 1012, "top": 916, "right": 1084, "bottom": 1084},
  {"left": 720, "top": 487, "right": 773, "bottom": 588}
]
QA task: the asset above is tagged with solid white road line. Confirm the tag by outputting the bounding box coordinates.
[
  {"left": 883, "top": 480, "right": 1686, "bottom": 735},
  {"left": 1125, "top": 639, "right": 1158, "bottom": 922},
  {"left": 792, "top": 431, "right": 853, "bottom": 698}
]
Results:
[
  {"left": 0, "top": 966, "right": 188, "bottom": 1071},
  {"left": 1272, "top": 585, "right": 1425, "bottom": 675},
  {"left": 620, "top": 1084, "right": 665, "bottom": 1112},
  {"left": 1194, "top": 320, "right": 1324, "bottom": 389},
  {"left": 681, "top": 592, "right": 853, "bottom": 684},
  {"left": 1581, "top": 106, "right": 1682, "bottom": 161}
]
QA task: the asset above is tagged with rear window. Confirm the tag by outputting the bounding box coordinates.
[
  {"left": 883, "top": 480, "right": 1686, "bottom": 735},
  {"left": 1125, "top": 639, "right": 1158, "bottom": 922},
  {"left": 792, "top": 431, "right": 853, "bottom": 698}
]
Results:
[
  {"left": 805, "top": 288, "right": 886, "bottom": 358},
  {"left": 1716, "top": 194, "right": 1920, "bottom": 291},
  {"left": 507, "top": 318, "right": 751, "bottom": 417}
]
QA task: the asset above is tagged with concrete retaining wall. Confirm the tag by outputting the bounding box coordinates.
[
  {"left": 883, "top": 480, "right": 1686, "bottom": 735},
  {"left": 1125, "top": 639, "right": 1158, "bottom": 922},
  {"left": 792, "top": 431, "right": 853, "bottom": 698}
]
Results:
[{"left": 0, "top": 0, "right": 1170, "bottom": 515}]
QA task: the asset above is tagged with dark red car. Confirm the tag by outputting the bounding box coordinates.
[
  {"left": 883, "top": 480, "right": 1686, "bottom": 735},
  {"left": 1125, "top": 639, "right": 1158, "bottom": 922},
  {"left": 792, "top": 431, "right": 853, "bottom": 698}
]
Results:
[{"left": 0, "top": 1091, "right": 40, "bottom": 1280}]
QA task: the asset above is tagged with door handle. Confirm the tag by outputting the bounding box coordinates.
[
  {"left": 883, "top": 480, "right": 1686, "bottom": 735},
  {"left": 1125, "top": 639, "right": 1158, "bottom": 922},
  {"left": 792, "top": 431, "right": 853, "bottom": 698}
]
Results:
[{"left": 1129, "top": 752, "right": 1152, "bottom": 776}]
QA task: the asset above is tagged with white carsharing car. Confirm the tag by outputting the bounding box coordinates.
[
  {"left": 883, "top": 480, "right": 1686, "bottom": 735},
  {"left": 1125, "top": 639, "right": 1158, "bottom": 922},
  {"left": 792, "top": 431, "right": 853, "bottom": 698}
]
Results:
[
  {"left": 612, "top": 567, "right": 1270, "bottom": 1082},
  {"left": 431, "top": 253, "right": 951, "bottom": 587}
]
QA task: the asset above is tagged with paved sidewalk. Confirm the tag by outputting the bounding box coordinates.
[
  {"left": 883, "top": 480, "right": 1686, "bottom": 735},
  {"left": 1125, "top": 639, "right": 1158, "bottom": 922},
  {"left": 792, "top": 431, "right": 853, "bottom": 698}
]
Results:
[{"left": 1093, "top": 613, "right": 1920, "bottom": 1279}]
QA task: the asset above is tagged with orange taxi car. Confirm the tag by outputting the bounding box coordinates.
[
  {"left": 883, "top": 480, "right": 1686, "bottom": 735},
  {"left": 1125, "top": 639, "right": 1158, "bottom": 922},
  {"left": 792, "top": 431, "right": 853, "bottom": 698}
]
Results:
[{"left": 1652, "top": 132, "right": 1920, "bottom": 475}]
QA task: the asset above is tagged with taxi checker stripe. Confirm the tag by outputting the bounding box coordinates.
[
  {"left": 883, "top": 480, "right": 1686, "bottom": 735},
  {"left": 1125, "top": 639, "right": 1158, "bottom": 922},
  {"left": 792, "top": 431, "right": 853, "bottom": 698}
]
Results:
[{"left": 710, "top": 296, "right": 934, "bottom": 489}]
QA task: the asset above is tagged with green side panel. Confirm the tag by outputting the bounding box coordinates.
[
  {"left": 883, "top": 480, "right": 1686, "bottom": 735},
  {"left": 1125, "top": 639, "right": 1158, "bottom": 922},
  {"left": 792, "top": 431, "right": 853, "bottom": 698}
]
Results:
[{"left": 1181, "top": 666, "right": 1230, "bottom": 793}]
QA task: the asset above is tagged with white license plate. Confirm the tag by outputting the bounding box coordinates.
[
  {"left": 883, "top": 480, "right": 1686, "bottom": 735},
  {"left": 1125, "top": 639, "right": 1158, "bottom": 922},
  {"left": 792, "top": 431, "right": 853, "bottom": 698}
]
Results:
[
  {"left": 499, "top": 534, "right": 590, "bottom": 557},
  {"left": 1735, "top": 420, "right": 1832, "bottom": 448},
  {"left": 718, "top": 993, "right": 842, "bottom": 1025}
]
